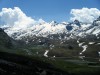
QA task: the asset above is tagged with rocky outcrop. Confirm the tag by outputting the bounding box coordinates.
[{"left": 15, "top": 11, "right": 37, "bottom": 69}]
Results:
[
  {"left": 0, "top": 28, "right": 13, "bottom": 48},
  {"left": 92, "top": 16, "right": 100, "bottom": 26},
  {"left": 74, "top": 19, "right": 81, "bottom": 26}
]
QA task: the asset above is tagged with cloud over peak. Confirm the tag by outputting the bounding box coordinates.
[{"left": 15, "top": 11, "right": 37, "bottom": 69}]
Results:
[
  {"left": 70, "top": 8, "right": 100, "bottom": 23},
  {"left": 0, "top": 7, "right": 100, "bottom": 27},
  {"left": 0, "top": 7, "right": 35, "bottom": 29}
]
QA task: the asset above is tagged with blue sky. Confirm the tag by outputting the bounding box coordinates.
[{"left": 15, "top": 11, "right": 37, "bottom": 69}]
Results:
[{"left": 0, "top": 0, "right": 100, "bottom": 22}]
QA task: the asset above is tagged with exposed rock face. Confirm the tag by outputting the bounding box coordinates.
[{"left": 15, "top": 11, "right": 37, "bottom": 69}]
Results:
[
  {"left": 0, "top": 28, "right": 4, "bottom": 32},
  {"left": 97, "top": 16, "right": 100, "bottom": 21},
  {"left": 92, "top": 16, "right": 100, "bottom": 26},
  {"left": 66, "top": 25, "right": 73, "bottom": 31},
  {"left": 0, "top": 28, "right": 13, "bottom": 49},
  {"left": 74, "top": 19, "right": 80, "bottom": 26}
]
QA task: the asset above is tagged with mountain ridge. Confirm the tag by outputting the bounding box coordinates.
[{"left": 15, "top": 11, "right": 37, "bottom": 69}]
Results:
[{"left": 2, "top": 16, "right": 100, "bottom": 41}]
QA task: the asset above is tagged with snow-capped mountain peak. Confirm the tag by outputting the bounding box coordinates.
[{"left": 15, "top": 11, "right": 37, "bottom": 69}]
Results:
[
  {"left": 0, "top": 7, "right": 100, "bottom": 40},
  {"left": 2, "top": 16, "right": 100, "bottom": 40}
]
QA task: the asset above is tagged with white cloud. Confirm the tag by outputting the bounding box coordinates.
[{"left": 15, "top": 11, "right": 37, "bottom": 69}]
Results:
[
  {"left": 0, "top": 7, "right": 36, "bottom": 29},
  {"left": 70, "top": 8, "right": 100, "bottom": 23}
]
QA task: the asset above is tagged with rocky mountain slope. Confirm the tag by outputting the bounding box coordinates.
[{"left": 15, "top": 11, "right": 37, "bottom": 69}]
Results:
[
  {"left": 1, "top": 16, "right": 100, "bottom": 61},
  {"left": 0, "top": 31, "right": 100, "bottom": 75},
  {"left": 0, "top": 16, "right": 100, "bottom": 61},
  {"left": 0, "top": 28, "right": 13, "bottom": 49}
]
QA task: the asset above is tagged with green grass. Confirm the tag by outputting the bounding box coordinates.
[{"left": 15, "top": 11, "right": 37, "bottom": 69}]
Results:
[
  {"left": 1, "top": 47, "right": 100, "bottom": 75},
  {"left": 47, "top": 58, "right": 100, "bottom": 75}
]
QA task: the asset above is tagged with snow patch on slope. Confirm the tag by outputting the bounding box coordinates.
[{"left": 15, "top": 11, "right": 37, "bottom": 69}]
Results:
[
  {"left": 44, "top": 50, "right": 49, "bottom": 57},
  {"left": 98, "top": 52, "right": 100, "bottom": 56},
  {"left": 88, "top": 42, "right": 95, "bottom": 45},
  {"left": 78, "top": 42, "right": 85, "bottom": 47},
  {"left": 77, "top": 40, "right": 88, "bottom": 55},
  {"left": 80, "top": 45, "right": 88, "bottom": 55}
]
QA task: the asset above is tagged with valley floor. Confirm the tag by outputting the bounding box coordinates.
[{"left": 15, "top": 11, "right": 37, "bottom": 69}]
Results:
[{"left": 0, "top": 52, "right": 100, "bottom": 75}]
